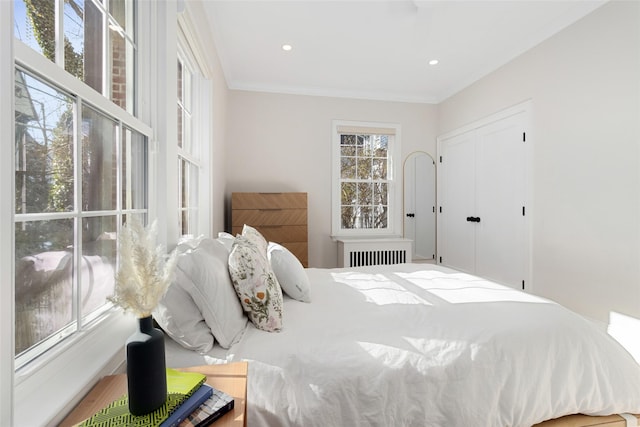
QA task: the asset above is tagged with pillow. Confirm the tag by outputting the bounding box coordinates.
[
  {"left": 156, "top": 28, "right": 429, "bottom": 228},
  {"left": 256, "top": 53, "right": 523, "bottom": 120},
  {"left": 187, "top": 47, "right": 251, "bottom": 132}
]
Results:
[
  {"left": 177, "top": 234, "right": 206, "bottom": 252},
  {"left": 267, "top": 242, "right": 311, "bottom": 303},
  {"left": 228, "top": 236, "right": 283, "bottom": 332},
  {"left": 217, "top": 232, "right": 235, "bottom": 252},
  {"left": 156, "top": 238, "right": 247, "bottom": 350},
  {"left": 241, "top": 224, "right": 268, "bottom": 254},
  {"left": 153, "top": 267, "right": 215, "bottom": 353},
  {"left": 177, "top": 238, "right": 248, "bottom": 348}
]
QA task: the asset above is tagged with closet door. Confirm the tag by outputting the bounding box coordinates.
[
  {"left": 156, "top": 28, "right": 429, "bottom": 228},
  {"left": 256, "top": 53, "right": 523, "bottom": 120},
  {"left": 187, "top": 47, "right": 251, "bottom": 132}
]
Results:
[
  {"left": 475, "top": 113, "right": 527, "bottom": 287},
  {"left": 438, "top": 105, "right": 529, "bottom": 290},
  {"left": 439, "top": 131, "right": 476, "bottom": 273}
]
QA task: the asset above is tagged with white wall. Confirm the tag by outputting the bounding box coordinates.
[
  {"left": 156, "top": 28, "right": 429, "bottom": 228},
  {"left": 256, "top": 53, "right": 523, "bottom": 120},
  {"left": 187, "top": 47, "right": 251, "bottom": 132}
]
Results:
[
  {"left": 224, "top": 91, "right": 437, "bottom": 267},
  {"left": 437, "top": 0, "right": 640, "bottom": 323}
]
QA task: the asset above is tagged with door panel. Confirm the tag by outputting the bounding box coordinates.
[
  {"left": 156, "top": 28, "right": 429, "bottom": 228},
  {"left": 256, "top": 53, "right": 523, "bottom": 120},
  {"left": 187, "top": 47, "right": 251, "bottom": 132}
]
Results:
[
  {"left": 437, "top": 103, "right": 530, "bottom": 291},
  {"left": 475, "top": 113, "right": 526, "bottom": 288},
  {"left": 439, "top": 132, "right": 476, "bottom": 273}
]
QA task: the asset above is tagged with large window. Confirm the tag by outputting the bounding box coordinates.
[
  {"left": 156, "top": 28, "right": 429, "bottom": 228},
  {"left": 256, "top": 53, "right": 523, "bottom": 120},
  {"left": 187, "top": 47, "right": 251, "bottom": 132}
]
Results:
[
  {"left": 13, "top": 0, "right": 149, "bottom": 368},
  {"left": 332, "top": 120, "right": 402, "bottom": 237}
]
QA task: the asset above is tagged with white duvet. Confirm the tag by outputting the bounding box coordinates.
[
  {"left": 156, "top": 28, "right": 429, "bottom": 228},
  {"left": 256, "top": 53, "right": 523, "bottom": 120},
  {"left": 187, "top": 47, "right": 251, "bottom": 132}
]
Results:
[{"left": 173, "top": 264, "right": 640, "bottom": 427}]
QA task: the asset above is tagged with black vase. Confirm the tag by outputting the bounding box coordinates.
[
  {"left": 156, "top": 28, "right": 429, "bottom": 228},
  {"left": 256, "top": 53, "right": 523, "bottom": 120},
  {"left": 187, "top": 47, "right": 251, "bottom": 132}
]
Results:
[{"left": 126, "top": 315, "right": 167, "bottom": 415}]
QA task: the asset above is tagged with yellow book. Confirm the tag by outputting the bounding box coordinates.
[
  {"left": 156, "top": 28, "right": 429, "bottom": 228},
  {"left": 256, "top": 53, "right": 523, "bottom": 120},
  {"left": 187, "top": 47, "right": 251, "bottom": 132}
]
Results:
[{"left": 78, "top": 369, "right": 206, "bottom": 427}]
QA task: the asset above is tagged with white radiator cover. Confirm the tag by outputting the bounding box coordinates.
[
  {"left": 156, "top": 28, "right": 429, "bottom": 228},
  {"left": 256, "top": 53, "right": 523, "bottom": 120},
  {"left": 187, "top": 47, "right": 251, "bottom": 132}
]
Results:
[{"left": 337, "top": 238, "right": 413, "bottom": 268}]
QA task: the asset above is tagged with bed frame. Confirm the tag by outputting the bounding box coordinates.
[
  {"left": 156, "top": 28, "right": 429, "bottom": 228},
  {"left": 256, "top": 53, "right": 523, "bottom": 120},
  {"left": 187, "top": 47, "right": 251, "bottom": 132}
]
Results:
[{"left": 535, "top": 413, "right": 640, "bottom": 426}]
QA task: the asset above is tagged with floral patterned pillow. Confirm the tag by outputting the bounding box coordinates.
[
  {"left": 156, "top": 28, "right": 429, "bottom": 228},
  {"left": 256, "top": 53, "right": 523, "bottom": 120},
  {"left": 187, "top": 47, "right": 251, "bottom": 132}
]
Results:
[
  {"left": 241, "top": 224, "right": 268, "bottom": 254},
  {"left": 228, "top": 235, "right": 283, "bottom": 332}
]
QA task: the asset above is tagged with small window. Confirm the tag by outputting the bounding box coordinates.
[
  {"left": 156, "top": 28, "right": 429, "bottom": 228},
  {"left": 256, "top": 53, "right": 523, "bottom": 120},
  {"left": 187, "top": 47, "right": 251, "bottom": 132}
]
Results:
[
  {"left": 177, "top": 44, "right": 199, "bottom": 237},
  {"left": 332, "top": 120, "right": 402, "bottom": 237}
]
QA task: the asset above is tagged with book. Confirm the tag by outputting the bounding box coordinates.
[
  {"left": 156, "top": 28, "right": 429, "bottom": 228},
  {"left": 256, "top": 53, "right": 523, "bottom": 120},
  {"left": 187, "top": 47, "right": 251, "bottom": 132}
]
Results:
[
  {"left": 160, "top": 384, "right": 214, "bottom": 427},
  {"left": 78, "top": 369, "right": 206, "bottom": 427},
  {"left": 178, "top": 387, "right": 235, "bottom": 427}
]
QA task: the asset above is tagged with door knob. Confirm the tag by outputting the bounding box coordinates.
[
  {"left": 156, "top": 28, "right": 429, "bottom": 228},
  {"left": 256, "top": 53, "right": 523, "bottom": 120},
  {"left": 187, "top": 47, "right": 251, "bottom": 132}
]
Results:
[
  {"left": 406, "top": 213, "right": 415, "bottom": 218},
  {"left": 466, "top": 216, "right": 481, "bottom": 222}
]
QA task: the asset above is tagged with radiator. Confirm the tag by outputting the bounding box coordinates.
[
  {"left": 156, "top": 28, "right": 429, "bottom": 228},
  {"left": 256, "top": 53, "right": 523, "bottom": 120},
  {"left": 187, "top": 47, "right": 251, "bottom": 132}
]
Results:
[{"left": 337, "top": 238, "right": 413, "bottom": 268}]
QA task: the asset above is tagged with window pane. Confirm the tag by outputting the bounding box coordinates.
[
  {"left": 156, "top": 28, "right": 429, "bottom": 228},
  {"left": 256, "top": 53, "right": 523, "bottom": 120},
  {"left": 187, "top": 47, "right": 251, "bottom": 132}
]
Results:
[
  {"left": 373, "top": 135, "right": 388, "bottom": 157},
  {"left": 357, "top": 135, "right": 372, "bottom": 157},
  {"left": 64, "top": 0, "right": 86, "bottom": 81},
  {"left": 67, "top": 0, "right": 104, "bottom": 93},
  {"left": 184, "top": 111, "right": 192, "bottom": 154},
  {"left": 356, "top": 157, "right": 372, "bottom": 180},
  {"left": 374, "top": 182, "right": 388, "bottom": 205},
  {"left": 372, "top": 158, "right": 387, "bottom": 180},
  {"left": 374, "top": 206, "right": 388, "bottom": 229},
  {"left": 14, "top": 0, "right": 55, "bottom": 60},
  {"left": 110, "top": 26, "right": 135, "bottom": 113},
  {"left": 357, "top": 182, "right": 372, "bottom": 205},
  {"left": 15, "top": 219, "right": 74, "bottom": 355},
  {"left": 340, "top": 157, "right": 355, "bottom": 179},
  {"left": 177, "top": 60, "right": 183, "bottom": 103},
  {"left": 122, "top": 127, "right": 148, "bottom": 210},
  {"left": 82, "top": 104, "right": 117, "bottom": 211},
  {"left": 183, "top": 64, "right": 192, "bottom": 112},
  {"left": 358, "top": 206, "right": 373, "bottom": 229},
  {"left": 179, "top": 159, "right": 199, "bottom": 236},
  {"left": 341, "top": 182, "right": 356, "bottom": 206},
  {"left": 341, "top": 206, "right": 355, "bottom": 229},
  {"left": 15, "top": 70, "right": 75, "bottom": 214},
  {"left": 81, "top": 216, "right": 117, "bottom": 316},
  {"left": 109, "top": 0, "right": 134, "bottom": 35},
  {"left": 177, "top": 104, "right": 183, "bottom": 148}
]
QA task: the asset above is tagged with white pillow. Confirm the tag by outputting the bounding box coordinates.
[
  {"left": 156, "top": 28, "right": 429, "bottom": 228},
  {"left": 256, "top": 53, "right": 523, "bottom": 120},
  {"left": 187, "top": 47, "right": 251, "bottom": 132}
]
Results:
[
  {"left": 178, "top": 238, "right": 248, "bottom": 348},
  {"left": 241, "top": 224, "right": 268, "bottom": 254},
  {"left": 153, "top": 267, "right": 215, "bottom": 353},
  {"left": 217, "top": 232, "right": 235, "bottom": 252},
  {"left": 228, "top": 236, "right": 283, "bottom": 332},
  {"left": 156, "top": 238, "right": 247, "bottom": 350},
  {"left": 267, "top": 242, "right": 311, "bottom": 303}
]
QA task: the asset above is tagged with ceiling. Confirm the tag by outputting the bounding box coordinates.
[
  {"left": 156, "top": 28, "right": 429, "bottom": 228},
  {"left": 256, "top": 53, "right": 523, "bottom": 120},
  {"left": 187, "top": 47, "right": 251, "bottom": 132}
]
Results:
[{"left": 202, "top": 0, "right": 608, "bottom": 104}]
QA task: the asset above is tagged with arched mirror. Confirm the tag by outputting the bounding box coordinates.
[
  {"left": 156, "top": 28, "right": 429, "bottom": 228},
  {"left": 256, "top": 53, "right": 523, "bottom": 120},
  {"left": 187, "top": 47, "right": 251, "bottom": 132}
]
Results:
[{"left": 403, "top": 151, "right": 436, "bottom": 261}]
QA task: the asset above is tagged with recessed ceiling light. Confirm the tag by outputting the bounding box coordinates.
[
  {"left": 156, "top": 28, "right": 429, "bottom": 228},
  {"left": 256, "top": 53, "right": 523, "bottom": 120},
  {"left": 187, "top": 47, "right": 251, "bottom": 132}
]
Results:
[
  {"left": 428, "top": 59, "right": 439, "bottom": 66},
  {"left": 282, "top": 44, "right": 293, "bottom": 52}
]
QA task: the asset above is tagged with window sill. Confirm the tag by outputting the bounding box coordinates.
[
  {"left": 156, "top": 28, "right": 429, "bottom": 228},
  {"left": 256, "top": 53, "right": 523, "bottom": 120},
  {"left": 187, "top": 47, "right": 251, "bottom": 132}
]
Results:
[{"left": 14, "top": 311, "right": 135, "bottom": 426}]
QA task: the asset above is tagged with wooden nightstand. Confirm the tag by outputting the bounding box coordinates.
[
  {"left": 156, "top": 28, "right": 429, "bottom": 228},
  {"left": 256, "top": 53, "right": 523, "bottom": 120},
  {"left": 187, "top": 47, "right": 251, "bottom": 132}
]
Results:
[{"left": 58, "top": 362, "right": 248, "bottom": 427}]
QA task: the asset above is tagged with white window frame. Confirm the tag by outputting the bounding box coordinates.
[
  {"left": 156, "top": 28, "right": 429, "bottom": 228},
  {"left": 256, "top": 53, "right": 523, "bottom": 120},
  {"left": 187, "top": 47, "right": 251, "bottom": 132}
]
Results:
[
  {"left": 176, "top": 14, "right": 212, "bottom": 239},
  {"left": 5, "top": 1, "right": 162, "bottom": 425},
  {"left": 331, "top": 120, "right": 403, "bottom": 239},
  {"left": 1, "top": 2, "right": 15, "bottom": 425}
]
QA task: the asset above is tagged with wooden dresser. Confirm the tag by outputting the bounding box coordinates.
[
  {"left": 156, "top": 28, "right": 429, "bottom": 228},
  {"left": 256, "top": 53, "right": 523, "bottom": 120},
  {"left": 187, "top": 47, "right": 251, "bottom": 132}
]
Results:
[{"left": 231, "top": 192, "right": 308, "bottom": 267}]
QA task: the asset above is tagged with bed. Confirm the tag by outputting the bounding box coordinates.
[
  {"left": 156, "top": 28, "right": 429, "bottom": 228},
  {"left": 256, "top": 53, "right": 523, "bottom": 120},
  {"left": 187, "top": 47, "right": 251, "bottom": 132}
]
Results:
[{"left": 154, "top": 232, "right": 640, "bottom": 427}]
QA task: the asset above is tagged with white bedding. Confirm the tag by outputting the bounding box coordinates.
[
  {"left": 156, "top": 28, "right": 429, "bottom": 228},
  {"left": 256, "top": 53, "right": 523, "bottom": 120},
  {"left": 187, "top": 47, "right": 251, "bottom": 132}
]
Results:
[{"left": 165, "top": 263, "right": 640, "bottom": 427}]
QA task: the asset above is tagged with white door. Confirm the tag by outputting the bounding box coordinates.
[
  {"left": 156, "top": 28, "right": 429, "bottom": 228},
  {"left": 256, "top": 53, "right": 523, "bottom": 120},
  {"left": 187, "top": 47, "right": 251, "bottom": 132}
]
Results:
[
  {"left": 437, "top": 103, "right": 529, "bottom": 290},
  {"left": 475, "top": 113, "right": 527, "bottom": 287},
  {"left": 439, "top": 131, "right": 476, "bottom": 273},
  {"left": 403, "top": 152, "right": 436, "bottom": 260}
]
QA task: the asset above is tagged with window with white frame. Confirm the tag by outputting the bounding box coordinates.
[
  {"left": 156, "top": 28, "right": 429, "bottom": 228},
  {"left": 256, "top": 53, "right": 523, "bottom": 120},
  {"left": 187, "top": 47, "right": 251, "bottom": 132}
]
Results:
[
  {"left": 177, "top": 44, "right": 201, "bottom": 236},
  {"left": 177, "top": 31, "right": 208, "bottom": 238},
  {"left": 332, "top": 120, "right": 402, "bottom": 237},
  {"left": 13, "top": 0, "right": 149, "bottom": 368}
]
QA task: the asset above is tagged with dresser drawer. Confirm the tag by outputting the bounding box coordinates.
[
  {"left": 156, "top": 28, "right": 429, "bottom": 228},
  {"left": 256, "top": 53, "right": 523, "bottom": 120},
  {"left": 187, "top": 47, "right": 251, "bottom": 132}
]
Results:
[
  {"left": 231, "top": 209, "right": 307, "bottom": 227},
  {"left": 232, "top": 192, "right": 307, "bottom": 210}
]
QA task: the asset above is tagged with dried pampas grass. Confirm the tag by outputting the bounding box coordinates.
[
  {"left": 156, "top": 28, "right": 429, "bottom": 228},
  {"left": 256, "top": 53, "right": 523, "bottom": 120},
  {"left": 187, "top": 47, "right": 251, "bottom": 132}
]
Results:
[{"left": 109, "top": 218, "right": 178, "bottom": 318}]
